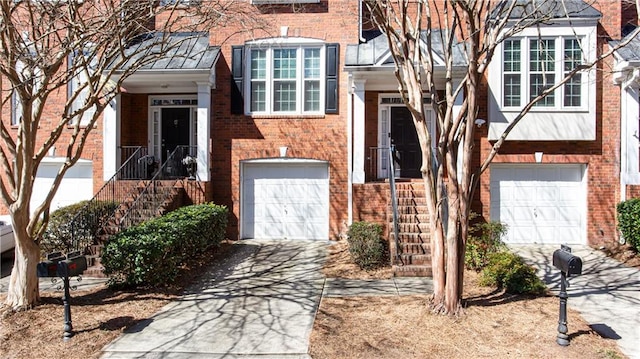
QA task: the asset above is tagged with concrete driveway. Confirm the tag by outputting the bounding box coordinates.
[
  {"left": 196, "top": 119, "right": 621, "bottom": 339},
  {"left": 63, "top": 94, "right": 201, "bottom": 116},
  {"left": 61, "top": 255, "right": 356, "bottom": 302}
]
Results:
[
  {"left": 512, "top": 244, "right": 640, "bottom": 359},
  {"left": 101, "top": 239, "right": 327, "bottom": 359}
]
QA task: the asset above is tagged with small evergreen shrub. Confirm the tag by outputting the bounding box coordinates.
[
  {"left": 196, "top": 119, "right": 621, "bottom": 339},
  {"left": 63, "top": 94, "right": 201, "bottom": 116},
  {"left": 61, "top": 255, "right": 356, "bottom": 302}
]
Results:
[
  {"left": 346, "top": 221, "right": 387, "bottom": 270},
  {"left": 479, "top": 251, "right": 546, "bottom": 295},
  {"left": 617, "top": 199, "right": 640, "bottom": 252},
  {"left": 101, "top": 203, "right": 228, "bottom": 287},
  {"left": 40, "top": 200, "right": 119, "bottom": 255},
  {"left": 465, "top": 219, "right": 507, "bottom": 271}
]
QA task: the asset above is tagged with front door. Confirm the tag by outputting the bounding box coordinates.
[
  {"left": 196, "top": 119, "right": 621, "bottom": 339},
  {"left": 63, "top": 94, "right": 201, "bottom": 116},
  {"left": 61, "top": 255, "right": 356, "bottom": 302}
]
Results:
[
  {"left": 161, "top": 107, "right": 191, "bottom": 163},
  {"left": 390, "top": 107, "right": 421, "bottom": 178}
]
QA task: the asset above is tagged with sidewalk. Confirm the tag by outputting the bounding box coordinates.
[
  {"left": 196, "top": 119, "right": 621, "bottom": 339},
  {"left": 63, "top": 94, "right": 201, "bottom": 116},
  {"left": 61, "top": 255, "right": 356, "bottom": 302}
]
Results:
[{"left": 511, "top": 244, "right": 640, "bottom": 359}]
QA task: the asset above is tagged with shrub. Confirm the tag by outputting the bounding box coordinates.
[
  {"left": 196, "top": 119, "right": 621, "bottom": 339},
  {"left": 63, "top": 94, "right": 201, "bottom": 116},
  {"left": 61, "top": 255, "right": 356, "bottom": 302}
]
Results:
[
  {"left": 40, "top": 200, "right": 119, "bottom": 255},
  {"left": 479, "top": 251, "right": 546, "bottom": 295},
  {"left": 101, "top": 203, "right": 228, "bottom": 287},
  {"left": 346, "top": 221, "right": 387, "bottom": 270},
  {"left": 617, "top": 199, "right": 640, "bottom": 251},
  {"left": 465, "top": 219, "right": 507, "bottom": 271}
]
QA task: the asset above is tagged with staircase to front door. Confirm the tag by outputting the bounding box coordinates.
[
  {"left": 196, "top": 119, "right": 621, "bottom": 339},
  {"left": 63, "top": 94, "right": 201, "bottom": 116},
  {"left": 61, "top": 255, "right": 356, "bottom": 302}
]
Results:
[{"left": 389, "top": 181, "right": 433, "bottom": 277}]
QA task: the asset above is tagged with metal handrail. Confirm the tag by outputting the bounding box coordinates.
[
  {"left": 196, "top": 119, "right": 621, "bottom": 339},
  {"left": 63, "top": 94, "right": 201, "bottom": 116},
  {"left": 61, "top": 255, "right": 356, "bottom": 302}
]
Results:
[
  {"left": 116, "top": 146, "right": 185, "bottom": 230},
  {"left": 66, "top": 146, "right": 145, "bottom": 252},
  {"left": 388, "top": 145, "right": 401, "bottom": 263}
]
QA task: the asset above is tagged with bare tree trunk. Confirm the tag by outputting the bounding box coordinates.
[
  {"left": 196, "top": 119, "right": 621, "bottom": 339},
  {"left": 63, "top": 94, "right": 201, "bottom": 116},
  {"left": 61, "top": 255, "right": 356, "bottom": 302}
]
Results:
[{"left": 5, "top": 224, "right": 40, "bottom": 309}]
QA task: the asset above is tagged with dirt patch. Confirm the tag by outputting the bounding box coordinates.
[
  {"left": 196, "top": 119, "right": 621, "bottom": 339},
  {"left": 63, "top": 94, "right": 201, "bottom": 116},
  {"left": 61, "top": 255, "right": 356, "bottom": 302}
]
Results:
[
  {"left": 0, "top": 241, "right": 235, "bottom": 359},
  {"left": 598, "top": 242, "right": 640, "bottom": 269},
  {"left": 322, "top": 239, "right": 393, "bottom": 279},
  {"left": 311, "top": 242, "right": 627, "bottom": 359}
]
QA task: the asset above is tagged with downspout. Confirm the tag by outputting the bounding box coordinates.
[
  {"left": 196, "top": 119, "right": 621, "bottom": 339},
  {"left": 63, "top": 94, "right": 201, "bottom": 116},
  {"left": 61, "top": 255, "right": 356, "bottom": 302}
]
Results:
[{"left": 347, "top": 74, "right": 354, "bottom": 226}]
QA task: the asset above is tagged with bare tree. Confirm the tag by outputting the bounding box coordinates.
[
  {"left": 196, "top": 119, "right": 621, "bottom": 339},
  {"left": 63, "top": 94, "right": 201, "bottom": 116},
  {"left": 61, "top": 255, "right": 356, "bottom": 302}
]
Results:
[
  {"left": 365, "top": 0, "right": 640, "bottom": 314},
  {"left": 0, "top": 0, "right": 263, "bottom": 310}
]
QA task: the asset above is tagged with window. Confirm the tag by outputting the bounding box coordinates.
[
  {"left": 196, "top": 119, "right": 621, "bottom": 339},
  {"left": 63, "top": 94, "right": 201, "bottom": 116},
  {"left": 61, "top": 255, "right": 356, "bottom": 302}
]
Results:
[
  {"left": 68, "top": 48, "right": 97, "bottom": 126},
  {"left": 231, "top": 40, "right": 338, "bottom": 115},
  {"left": 11, "top": 90, "right": 22, "bottom": 126},
  {"left": 501, "top": 36, "right": 584, "bottom": 109}
]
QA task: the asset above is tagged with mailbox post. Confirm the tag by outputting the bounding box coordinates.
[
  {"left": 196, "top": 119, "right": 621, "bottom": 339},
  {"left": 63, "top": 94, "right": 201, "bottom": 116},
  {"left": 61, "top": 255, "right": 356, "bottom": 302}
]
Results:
[
  {"left": 37, "top": 251, "right": 87, "bottom": 340},
  {"left": 552, "top": 245, "right": 582, "bottom": 346}
]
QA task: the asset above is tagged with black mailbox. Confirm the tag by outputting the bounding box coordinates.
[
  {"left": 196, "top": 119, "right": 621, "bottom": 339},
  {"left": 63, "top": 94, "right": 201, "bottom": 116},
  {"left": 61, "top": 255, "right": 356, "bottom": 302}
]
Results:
[
  {"left": 552, "top": 249, "right": 582, "bottom": 276},
  {"left": 57, "top": 252, "right": 87, "bottom": 278},
  {"left": 37, "top": 252, "right": 66, "bottom": 278},
  {"left": 37, "top": 260, "right": 59, "bottom": 277}
]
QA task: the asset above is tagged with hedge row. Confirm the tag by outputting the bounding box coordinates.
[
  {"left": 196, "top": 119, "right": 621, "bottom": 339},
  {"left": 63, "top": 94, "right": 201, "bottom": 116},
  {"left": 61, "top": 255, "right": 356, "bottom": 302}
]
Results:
[
  {"left": 617, "top": 198, "right": 640, "bottom": 252},
  {"left": 101, "top": 203, "right": 228, "bottom": 287}
]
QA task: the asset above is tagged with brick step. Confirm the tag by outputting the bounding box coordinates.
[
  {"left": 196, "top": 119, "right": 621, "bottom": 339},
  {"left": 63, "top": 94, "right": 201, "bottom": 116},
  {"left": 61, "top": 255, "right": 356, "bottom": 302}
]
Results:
[
  {"left": 396, "top": 197, "right": 427, "bottom": 206},
  {"left": 393, "top": 264, "right": 432, "bottom": 277},
  {"left": 390, "top": 214, "right": 430, "bottom": 223},
  {"left": 396, "top": 242, "right": 431, "bottom": 254},
  {"left": 393, "top": 222, "right": 430, "bottom": 233},
  {"left": 83, "top": 265, "right": 106, "bottom": 278},
  {"left": 396, "top": 254, "right": 431, "bottom": 266},
  {"left": 395, "top": 205, "right": 429, "bottom": 215},
  {"left": 394, "top": 189, "right": 426, "bottom": 198},
  {"left": 390, "top": 232, "right": 430, "bottom": 243}
]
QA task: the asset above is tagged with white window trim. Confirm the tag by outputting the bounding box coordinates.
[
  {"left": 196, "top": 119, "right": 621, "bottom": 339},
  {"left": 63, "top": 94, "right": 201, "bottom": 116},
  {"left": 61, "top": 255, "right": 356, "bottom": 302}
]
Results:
[
  {"left": 244, "top": 39, "right": 326, "bottom": 115},
  {"left": 496, "top": 25, "right": 596, "bottom": 113},
  {"left": 68, "top": 48, "right": 98, "bottom": 127}
]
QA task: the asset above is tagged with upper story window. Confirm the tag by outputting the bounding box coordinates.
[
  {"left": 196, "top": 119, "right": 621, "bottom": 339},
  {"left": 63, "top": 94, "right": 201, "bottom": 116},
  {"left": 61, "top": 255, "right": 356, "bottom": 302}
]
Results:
[
  {"left": 501, "top": 35, "right": 585, "bottom": 110},
  {"left": 68, "top": 48, "right": 97, "bottom": 126},
  {"left": 231, "top": 38, "right": 339, "bottom": 116}
]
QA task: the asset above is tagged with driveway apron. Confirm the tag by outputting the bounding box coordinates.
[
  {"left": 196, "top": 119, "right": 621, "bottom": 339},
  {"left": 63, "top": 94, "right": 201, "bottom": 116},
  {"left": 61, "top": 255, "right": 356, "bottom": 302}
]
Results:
[
  {"left": 511, "top": 244, "right": 640, "bottom": 359},
  {"left": 101, "top": 238, "right": 327, "bottom": 359}
]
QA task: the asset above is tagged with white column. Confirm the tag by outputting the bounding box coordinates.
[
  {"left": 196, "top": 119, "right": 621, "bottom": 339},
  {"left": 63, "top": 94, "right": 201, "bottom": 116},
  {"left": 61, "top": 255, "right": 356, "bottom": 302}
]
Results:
[
  {"left": 102, "top": 95, "right": 120, "bottom": 180},
  {"left": 622, "top": 84, "right": 640, "bottom": 186},
  {"left": 352, "top": 79, "right": 366, "bottom": 184},
  {"left": 196, "top": 82, "right": 212, "bottom": 181}
]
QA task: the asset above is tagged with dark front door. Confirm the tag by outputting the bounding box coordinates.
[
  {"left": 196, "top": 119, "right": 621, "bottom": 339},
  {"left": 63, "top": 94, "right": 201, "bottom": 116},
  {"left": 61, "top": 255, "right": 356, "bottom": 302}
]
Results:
[
  {"left": 161, "top": 107, "right": 190, "bottom": 163},
  {"left": 390, "top": 107, "right": 421, "bottom": 178}
]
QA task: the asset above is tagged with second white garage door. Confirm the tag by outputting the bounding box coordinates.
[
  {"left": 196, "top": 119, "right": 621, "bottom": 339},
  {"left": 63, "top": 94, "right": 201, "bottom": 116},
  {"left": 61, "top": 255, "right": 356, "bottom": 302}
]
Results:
[
  {"left": 241, "top": 160, "right": 329, "bottom": 240},
  {"left": 490, "top": 164, "right": 586, "bottom": 244}
]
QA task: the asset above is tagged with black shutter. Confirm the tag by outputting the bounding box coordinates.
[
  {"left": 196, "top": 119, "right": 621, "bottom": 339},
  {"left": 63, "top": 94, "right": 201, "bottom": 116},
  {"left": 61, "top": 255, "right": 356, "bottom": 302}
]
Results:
[
  {"left": 325, "top": 43, "right": 339, "bottom": 114},
  {"left": 231, "top": 45, "right": 244, "bottom": 115}
]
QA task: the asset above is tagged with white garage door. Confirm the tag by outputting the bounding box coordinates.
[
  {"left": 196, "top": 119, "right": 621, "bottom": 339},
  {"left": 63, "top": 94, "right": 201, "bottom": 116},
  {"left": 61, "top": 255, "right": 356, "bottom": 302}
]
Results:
[
  {"left": 31, "top": 158, "right": 93, "bottom": 213},
  {"left": 242, "top": 161, "right": 329, "bottom": 240},
  {"left": 490, "top": 164, "right": 586, "bottom": 244}
]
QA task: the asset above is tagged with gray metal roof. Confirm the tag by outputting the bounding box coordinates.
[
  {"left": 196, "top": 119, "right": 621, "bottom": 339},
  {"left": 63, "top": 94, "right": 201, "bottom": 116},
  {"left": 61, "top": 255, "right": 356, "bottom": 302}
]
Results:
[
  {"left": 491, "top": 0, "right": 601, "bottom": 20},
  {"left": 345, "top": 29, "right": 467, "bottom": 67},
  {"left": 611, "top": 31, "right": 640, "bottom": 63},
  {"left": 114, "top": 32, "right": 220, "bottom": 71}
]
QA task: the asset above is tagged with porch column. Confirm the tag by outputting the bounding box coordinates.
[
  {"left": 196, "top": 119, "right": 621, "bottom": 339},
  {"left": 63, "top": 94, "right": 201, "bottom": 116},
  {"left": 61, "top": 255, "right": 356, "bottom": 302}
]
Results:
[
  {"left": 622, "top": 83, "right": 640, "bottom": 188},
  {"left": 102, "top": 94, "right": 120, "bottom": 180},
  {"left": 196, "top": 82, "right": 212, "bottom": 181},
  {"left": 352, "top": 79, "right": 366, "bottom": 184}
]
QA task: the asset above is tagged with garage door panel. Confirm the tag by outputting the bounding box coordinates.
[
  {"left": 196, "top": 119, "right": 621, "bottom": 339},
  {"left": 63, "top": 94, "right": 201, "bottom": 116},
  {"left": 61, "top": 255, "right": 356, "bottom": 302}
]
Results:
[
  {"left": 242, "top": 162, "right": 329, "bottom": 240},
  {"left": 490, "top": 165, "right": 585, "bottom": 244}
]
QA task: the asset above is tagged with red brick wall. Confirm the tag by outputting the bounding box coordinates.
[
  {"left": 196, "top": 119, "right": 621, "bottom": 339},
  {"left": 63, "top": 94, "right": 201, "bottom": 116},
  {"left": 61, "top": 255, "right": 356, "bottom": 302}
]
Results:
[
  {"left": 353, "top": 183, "right": 389, "bottom": 236},
  {"left": 477, "top": 1, "right": 625, "bottom": 246},
  {"left": 210, "top": 1, "right": 360, "bottom": 239}
]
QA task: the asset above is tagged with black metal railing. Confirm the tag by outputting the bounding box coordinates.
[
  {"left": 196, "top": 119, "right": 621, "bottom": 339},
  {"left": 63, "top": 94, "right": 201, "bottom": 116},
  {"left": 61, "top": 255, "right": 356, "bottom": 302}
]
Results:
[
  {"left": 119, "top": 146, "right": 155, "bottom": 180},
  {"left": 388, "top": 145, "right": 401, "bottom": 263},
  {"left": 66, "top": 146, "right": 145, "bottom": 253},
  {"left": 116, "top": 146, "right": 186, "bottom": 230}
]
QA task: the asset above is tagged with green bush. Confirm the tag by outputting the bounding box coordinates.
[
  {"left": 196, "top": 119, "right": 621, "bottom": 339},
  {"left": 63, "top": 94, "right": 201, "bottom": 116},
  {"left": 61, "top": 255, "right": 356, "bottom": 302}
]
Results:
[
  {"left": 40, "top": 200, "right": 119, "bottom": 255},
  {"left": 346, "top": 221, "right": 387, "bottom": 270},
  {"left": 617, "top": 198, "right": 640, "bottom": 251},
  {"left": 101, "top": 203, "right": 228, "bottom": 287},
  {"left": 479, "top": 251, "right": 546, "bottom": 295},
  {"left": 465, "top": 220, "right": 507, "bottom": 271}
]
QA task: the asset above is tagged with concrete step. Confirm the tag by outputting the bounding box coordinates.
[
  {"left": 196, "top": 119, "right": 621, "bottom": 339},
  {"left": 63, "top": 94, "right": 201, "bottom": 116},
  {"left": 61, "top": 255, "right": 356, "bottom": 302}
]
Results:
[
  {"left": 396, "top": 242, "right": 431, "bottom": 254},
  {"left": 395, "top": 205, "right": 429, "bottom": 215},
  {"left": 390, "top": 232, "right": 430, "bottom": 243},
  {"left": 393, "top": 222, "right": 430, "bottom": 233}
]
